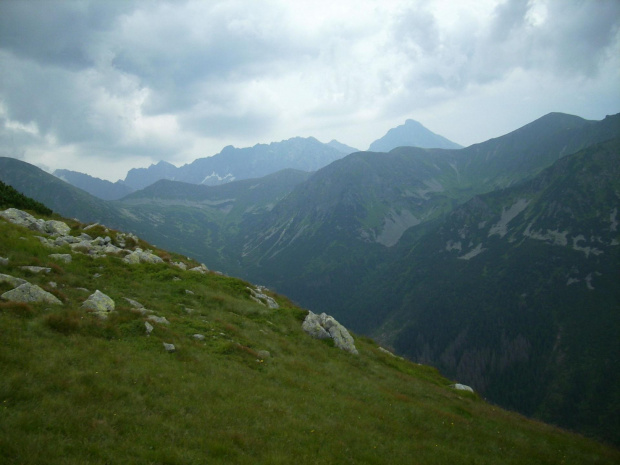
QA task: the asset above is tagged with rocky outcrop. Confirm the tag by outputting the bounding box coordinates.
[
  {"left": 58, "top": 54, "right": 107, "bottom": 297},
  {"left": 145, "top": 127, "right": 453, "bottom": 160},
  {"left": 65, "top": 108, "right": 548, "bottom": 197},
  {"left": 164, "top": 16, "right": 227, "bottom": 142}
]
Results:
[
  {"left": 247, "top": 286, "right": 279, "bottom": 309},
  {"left": 123, "top": 248, "right": 164, "bottom": 265},
  {"left": 0, "top": 208, "right": 70, "bottom": 236},
  {"left": 81, "top": 290, "right": 115, "bottom": 319},
  {"left": 302, "top": 311, "right": 358, "bottom": 354},
  {"left": 1, "top": 282, "right": 62, "bottom": 305}
]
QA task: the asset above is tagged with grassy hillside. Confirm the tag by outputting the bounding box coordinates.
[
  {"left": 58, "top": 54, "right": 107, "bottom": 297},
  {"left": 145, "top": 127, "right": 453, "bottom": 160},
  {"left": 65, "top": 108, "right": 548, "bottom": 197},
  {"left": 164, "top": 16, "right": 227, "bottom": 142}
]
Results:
[{"left": 1, "top": 209, "right": 619, "bottom": 463}]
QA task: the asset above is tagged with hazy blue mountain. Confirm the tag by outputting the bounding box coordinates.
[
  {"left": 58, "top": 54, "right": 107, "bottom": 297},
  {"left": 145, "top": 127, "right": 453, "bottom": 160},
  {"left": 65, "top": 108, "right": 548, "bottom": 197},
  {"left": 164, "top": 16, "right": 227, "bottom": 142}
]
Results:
[
  {"left": 369, "top": 119, "right": 462, "bottom": 152},
  {"left": 124, "top": 160, "right": 179, "bottom": 191},
  {"left": 54, "top": 169, "right": 135, "bottom": 200},
  {"left": 326, "top": 139, "right": 359, "bottom": 154},
  {"left": 122, "top": 137, "right": 347, "bottom": 190}
]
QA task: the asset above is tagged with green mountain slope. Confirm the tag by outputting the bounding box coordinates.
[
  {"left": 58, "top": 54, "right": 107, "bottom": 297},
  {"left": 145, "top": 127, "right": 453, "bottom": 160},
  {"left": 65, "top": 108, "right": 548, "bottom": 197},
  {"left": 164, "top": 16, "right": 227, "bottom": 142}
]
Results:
[
  {"left": 370, "top": 138, "right": 620, "bottom": 445},
  {"left": 1, "top": 204, "right": 618, "bottom": 464}
]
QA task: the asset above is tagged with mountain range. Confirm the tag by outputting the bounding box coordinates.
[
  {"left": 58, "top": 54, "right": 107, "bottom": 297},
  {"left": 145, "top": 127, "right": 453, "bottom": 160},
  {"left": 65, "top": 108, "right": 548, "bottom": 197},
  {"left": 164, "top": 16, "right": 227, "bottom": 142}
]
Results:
[
  {"left": 52, "top": 119, "right": 454, "bottom": 199},
  {"left": 2, "top": 188, "right": 618, "bottom": 463},
  {"left": 1, "top": 111, "right": 619, "bottom": 445}
]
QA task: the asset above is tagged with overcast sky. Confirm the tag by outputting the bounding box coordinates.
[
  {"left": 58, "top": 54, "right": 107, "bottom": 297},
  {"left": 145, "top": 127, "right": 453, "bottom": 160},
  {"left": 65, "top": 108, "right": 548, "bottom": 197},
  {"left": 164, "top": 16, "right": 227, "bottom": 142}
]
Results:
[{"left": 1, "top": 0, "right": 619, "bottom": 182}]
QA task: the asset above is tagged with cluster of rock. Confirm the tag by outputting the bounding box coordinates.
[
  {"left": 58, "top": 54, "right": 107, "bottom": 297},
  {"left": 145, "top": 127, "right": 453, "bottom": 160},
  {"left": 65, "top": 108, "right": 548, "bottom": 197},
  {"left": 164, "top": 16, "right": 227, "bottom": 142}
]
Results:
[
  {"left": 302, "top": 311, "right": 358, "bottom": 354},
  {"left": 247, "top": 286, "right": 279, "bottom": 309},
  {"left": 2, "top": 207, "right": 362, "bottom": 358}
]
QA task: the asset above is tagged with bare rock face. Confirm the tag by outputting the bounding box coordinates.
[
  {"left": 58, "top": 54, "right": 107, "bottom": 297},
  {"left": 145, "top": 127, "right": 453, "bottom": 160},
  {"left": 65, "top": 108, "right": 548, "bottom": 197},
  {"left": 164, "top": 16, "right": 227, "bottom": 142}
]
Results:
[
  {"left": 81, "top": 290, "right": 115, "bottom": 319},
  {"left": 1, "top": 282, "right": 62, "bottom": 305},
  {"left": 247, "top": 286, "right": 279, "bottom": 309},
  {"left": 302, "top": 311, "right": 358, "bottom": 355}
]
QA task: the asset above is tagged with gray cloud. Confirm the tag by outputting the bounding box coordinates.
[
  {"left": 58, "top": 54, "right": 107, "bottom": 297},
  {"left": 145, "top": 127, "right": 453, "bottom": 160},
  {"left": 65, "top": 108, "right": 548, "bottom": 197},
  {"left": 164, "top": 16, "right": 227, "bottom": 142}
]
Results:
[{"left": 0, "top": 0, "right": 618, "bottom": 181}]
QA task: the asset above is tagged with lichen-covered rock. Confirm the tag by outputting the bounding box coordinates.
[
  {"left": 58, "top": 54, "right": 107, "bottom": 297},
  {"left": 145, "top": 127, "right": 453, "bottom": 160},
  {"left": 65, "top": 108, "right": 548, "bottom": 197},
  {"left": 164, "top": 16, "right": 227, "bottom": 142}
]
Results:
[
  {"left": 43, "top": 220, "right": 71, "bottom": 236},
  {"left": 123, "top": 248, "right": 164, "bottom": 264},
  {"left": 0, "top": 273, "right": 28, "bottom": 288},
  {"left": 124, "top": 297, "right": 144, "bottom": 309},
  {"left": 1, "top": 208, "right": 46, "bottom": 232},
  {"left": 247, "top": 286, "right": 279, "bottom": 309},
  {"left": 147, "top": 315, "right": 170, "bottom": 325},
  {"left": 189, "top": 263, "right": 209, "bottom": 274},
  {"left": 19, "top": 266, "right": 51, "bottom": 274},
  {"left": 1, "top": 282, "right": 62, "bottom": 305},
  {"left": 302, "top": 311, "right": 358, "bottom": 354},
  {"left": 81, "top": 290, "right": 115, "bottom": 318},
  {"left": 49, "top": 254, "right": 72, "bottom": 263},
  {"left": 163, "top": 342, "right": 176, "bottom": 353}
]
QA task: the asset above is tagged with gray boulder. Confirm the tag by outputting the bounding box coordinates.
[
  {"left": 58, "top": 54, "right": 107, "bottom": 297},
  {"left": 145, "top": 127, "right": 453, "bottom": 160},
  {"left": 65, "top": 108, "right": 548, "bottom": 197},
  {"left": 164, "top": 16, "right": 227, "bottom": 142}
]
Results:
[
  {"left": 43, "top": 220, "right": 71, "bottom": 236},
  {"left": 451, "top": 383, "right": 475, "bottom": 393},
  {"left": 247, "top": 286, "right": 279, "bottom": 309},
  {"left": 1, "top": 282, "right": 62, "bottom": 305},
  {"left": 302, "top": 311, "right": 358, "bottom": 354},
  {"left": 123, "top": 248, "right": 164, "bottom": 264},
  {"left": 0, "top": 273, "right": 28, "bottom": 287},
  {"left": 147, "top": 315, "right": 170, "bottom": 325},
  {"left": 145, "top": 321, "right": 154, "bottom": 335},
  {"left": 81, "top": 290, "right": 115, "bottom": 318},
  {"left": 0, "top": 208, "right": 45, "bottom": 232},
  {"left": 0, "top": 256, "right": 8, "bottom": 266},
  {"left": 49, "top": 253, "right": 72, "bottom": 263},
  {"left": 19, "top": 266, "right": 51, "bottom": 274},
  {"left": 163, "top": 342, "right": 176, "bottom": 353}
]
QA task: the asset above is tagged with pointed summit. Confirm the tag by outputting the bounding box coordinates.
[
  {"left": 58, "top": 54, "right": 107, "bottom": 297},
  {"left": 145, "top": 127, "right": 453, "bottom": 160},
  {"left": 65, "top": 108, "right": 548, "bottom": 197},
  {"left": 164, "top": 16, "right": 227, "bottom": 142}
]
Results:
[{"left": 369, "top": 119, "right": 462, "bottom": 152}]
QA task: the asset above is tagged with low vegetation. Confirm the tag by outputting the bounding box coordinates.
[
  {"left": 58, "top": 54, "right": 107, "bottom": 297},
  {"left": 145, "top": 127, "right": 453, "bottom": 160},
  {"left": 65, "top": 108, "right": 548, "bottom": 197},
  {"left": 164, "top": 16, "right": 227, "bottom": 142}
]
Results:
[{"left": 1, "top": 207, "right": 619, "bottom": 464}]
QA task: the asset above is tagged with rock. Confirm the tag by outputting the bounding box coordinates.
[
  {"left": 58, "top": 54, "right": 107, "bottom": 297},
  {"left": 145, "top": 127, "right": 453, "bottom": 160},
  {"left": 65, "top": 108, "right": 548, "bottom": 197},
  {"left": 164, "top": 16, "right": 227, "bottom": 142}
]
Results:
[
  {"left": 19, "top": 266, "right": 51, "bottom": 274},
  {"left": 185, "top": 289, "right": 194, "bottom": 295},
  {"left": 145, "top": 321, "right": 154, "bottom": 335},
  {"left": 48, "top": 281, "right": 57, "bottom": 288},
  {"left": 0, "top": 273, "right": 28, "bottom": 288},
  {"left": 43, "top": 220, "right": 71, "bottom": 236},
  {"left": 247, "top": 286, "right": 279, "bottom": 309},
  {"left": 193, "top": 334, "right": 206, "bottom": 341},
  {"left": 257, "top": 350, "right": 271, "bottom": 359},
  {"left": 189, "top": 263, "right": 209, "bottom": 274},
  {"left": 0, "top": 256, "right": 8, "bottom": 266},
  {"left": 81, "top": 290, "right": 115, "bottom": 319},
  {"left": 49, "top": 253, "right": 72, "bottom": 263},
  {"left": 163, "top": 342, "right": 176, "bottom": 353},
  {"left": 172, "top": 261, "right": 187, "bottom": 270},
  {"left": 83, "top": 223, "right": 99, "bottom": 231},
  {"left": 1, "top": 208, "right": 45, "bottom": 232},
  {"left": 301, "top": 312, "right": 331, "bottom": 340},
  {"left": 147, "top": 315, "right": 170, "bottom": 325},
  {"left": 302, "top": 311, "right": 358, "bottom": 355},
  {"left": 1, "top": 282, "right": 62, "bottom": 305},
  {"left": 123, "top": 297, "right": 144, "bottom": 309},
  {"left": 0, "top": 209, "right": 70, "bottom": 236},
  {"left": 451, "top": 383, "right": 475, "bottom": 393},
  {"left": 123, "top": 248, "right": 164, "bottom": 264}
]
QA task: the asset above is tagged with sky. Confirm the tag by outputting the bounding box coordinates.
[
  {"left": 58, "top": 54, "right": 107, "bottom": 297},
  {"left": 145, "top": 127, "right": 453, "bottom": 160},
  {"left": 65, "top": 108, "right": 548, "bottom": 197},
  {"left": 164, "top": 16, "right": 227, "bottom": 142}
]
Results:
[{"left": 0, "top": 0, "right": 619, "bottom": 182}]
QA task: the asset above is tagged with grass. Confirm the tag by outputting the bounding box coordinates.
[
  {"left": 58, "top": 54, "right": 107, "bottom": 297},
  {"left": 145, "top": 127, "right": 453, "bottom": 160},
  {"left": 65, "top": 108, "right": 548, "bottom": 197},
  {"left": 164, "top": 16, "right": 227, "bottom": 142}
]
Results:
[{"left": 0, "top": 213, "right": 619, "bottom": 464}]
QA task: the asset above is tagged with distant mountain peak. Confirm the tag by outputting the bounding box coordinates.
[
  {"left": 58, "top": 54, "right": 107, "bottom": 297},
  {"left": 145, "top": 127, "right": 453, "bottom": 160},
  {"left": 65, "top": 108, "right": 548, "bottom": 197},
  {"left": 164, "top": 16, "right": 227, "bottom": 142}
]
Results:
[{"left": 369, "top": 119, "right": 462, "bottom": 152}]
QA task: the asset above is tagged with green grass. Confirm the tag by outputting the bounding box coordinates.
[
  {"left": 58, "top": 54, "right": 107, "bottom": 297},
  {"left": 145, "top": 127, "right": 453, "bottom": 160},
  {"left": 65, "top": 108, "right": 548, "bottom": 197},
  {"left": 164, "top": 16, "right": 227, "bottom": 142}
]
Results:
[{"left": 0, "top": 214, "right": 619, "bottom": 464}]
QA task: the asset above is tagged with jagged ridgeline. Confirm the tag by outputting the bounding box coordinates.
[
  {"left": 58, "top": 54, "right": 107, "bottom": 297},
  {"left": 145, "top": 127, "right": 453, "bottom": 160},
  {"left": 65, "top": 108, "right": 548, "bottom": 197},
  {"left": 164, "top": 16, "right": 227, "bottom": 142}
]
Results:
[{"left": 1, "top": 202, "right": 619, "bottom": 462}]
